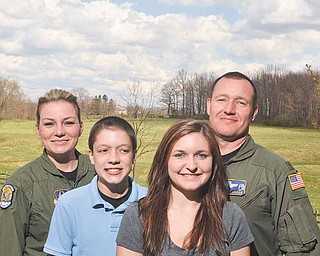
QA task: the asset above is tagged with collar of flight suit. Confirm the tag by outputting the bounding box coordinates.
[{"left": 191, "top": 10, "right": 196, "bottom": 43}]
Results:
[{"left": 224, "top": 135, "right": 257, "bottom": 165}]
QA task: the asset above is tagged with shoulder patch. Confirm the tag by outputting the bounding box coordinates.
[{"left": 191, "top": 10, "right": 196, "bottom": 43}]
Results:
[
  {"left": 288, "top": 173, "right": 305, "bottom": 190},
  {"left": 227, "top": 179, "right": 247, "bottom": 196},
  {"left": 0, "top": 184, "right": 15, "bottom": 209}
]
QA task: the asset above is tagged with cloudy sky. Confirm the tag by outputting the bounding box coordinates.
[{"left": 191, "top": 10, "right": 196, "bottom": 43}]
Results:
[{"left": 1, "top": 0, "right": 319, "bottom": 103}]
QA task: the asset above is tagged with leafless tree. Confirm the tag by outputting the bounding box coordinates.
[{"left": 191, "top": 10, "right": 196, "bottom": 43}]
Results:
[
  {"left": 86, "top": 94, "right": 117, "bottom": 118},
  {"left": 0, "top": 77, "right": 28, "bottom": 121},
  {"left": 160, "top": 71, "right": 213, "bottom": 117},
  {"left": 71, "top": 87, "right": 91, "bottom": 118},
  {"left": 190, "top": 72, "right": 214, "bottom": 116},
  {"left": 161, "top": 79, "right": 180, "bottom": 117},
  {"left": 122, "top": 81, "right": 159, "bottom": 178},
  {"left": 306, "top": 64, "right": 320, "bottom": 94},
  {"left": 252, "top": 66, "right": 287, "bottom": 122},
  {"left": 175, "top": 69, "right": 188, "bottom": 116},
  {"left": 251, "top": 65, "right": 320, "bottom": 128},
  {"left": 306, "top": 64, "right": 320, "bottom": 128}
]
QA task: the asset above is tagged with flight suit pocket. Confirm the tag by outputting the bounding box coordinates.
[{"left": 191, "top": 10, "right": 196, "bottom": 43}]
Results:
[
  {"left": 236, "top": 185, "right": 269, "bottom": 212},
  {"left": 278, "top": 205, "right": 316, "bottom": 254}
]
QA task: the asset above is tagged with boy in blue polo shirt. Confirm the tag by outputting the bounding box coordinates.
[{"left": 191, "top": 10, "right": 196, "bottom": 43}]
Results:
[{"left": 44, "top": 116, "right": 147, "bottom": 256}]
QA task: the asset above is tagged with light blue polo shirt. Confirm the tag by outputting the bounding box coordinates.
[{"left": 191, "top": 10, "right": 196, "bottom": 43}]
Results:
[{"left": 44, "top": 175, "right": 147, "bottom": 256}]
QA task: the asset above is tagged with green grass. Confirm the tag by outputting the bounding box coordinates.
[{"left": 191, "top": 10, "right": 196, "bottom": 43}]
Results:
[{"left": 0, "top": 119, "right": 319, "bottom": 212}]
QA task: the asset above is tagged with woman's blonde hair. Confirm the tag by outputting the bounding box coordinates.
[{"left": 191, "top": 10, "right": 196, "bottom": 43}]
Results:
[{"left": 36, "top": 89, "right": 81, "bottom": 125}]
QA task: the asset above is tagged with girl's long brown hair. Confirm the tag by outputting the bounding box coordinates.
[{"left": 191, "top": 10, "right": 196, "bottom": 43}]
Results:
[{"left": 139, "top": 119, "right": 229, "bottom": 255}]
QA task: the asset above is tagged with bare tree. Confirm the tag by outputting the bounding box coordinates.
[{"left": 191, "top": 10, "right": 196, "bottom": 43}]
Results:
[
  {"left": 306, "top": 64, "right": 320, "bottom": 128},
  {"left": 191, "top": 72, "right": 214, "bottom": 116},
  {"left": 161, "top": 71, "right": 213, "bottom": 117},
  {"left": 175, "top": 69, "right": 188, "bottom": 116},
  {"left": 88, "top": 95, "right": 102, "bottom": 116},
  {"left": 100, "top": 94, "right": 109, "bottom": 116},
  {"left": 122, "top": 81, "right": 158, "bottom": 178},
  {"left": 0, "top": 77, "right": 27, "bottom": 121},
  {"left": 252, "top": 66, "right": 287, "bottom": 122},
  {"left": 161, "top": 80, "right": 179, "bottom": 116},
  {"left": 71, "top": 87, "right": 91, "bottom": 117},
  {"left": 108, "top": 99, "right": 117, "bottom": 115},
  {"left": 306, "top": 64, "right": 320, "bottom": 94},
  {"left": 251, "top": 65, "right": 320, "bottom": 128}
]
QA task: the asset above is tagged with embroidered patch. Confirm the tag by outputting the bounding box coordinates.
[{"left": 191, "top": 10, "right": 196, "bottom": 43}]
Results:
[
  {"left": 288, "top": 173, "right": 305, "bottom": 190},
  {"left": 227, "top": 179, "right": 247, "bottom": 196},
  {"left": 53, "top": 189, "right": 69, "bottom": 205},
  {"left": 0, "top": 184, "right": 15, "bottom": 209}
]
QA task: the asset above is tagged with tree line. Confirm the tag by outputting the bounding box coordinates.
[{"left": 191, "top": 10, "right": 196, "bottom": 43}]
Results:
[
  {"left": 161, "top": 65, "right": 320, "bottom": 128},
  {"left": 0, "top": 83, "right": 120, "bottom": 121},
  {"left": 1, "top": 64, "right": 319, "bottom": 128}
]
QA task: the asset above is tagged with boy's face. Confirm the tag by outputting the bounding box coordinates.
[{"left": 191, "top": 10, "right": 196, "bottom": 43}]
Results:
[{"left": 89, "top": 128, "right": 134, "bottom": 195}]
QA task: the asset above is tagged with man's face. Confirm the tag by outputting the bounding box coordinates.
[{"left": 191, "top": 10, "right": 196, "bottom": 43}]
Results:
[{"left": 206, "top": 77, "right": 258, "bottom": 142}]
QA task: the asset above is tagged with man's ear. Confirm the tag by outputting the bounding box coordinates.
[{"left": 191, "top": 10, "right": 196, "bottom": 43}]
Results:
[
  {"left": 251, "top": 105, "right": 259, "bottom": 121},
  {"left": 206, "top": 97, "right": 211, "bottom": 116}
]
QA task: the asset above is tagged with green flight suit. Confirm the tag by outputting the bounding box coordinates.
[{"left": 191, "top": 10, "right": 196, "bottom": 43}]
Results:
[
  {"left": 0, "top": 150, "right": 96, "bottom": 256},
  {"left": 225, "top": 135, "right": 320, "bottom": 256}
]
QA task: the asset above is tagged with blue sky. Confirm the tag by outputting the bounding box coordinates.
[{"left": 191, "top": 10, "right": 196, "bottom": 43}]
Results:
[
  {"left": 1, "top": 0, "right": 319, "bottom": 103},
  {"left": 106, "top": 0, "right": 239, "bottom": 20}
]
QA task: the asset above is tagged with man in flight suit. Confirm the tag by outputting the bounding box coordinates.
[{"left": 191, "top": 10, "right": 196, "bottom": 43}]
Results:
[{"left": 206, "top": 71, "right": 320, "bottom": 255}]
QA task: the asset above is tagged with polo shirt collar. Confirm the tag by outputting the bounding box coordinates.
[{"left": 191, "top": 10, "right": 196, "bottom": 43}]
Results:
[{"left": 89, "top": 175, "right": 139, "bottom": 211}]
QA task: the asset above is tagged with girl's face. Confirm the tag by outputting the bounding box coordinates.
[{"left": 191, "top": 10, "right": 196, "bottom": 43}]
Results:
[
  {"left": 36, "top": 101, "right": 83, "bottom": 158},
  {"left": 168, "top": 132, "right": 213, "bottom": 197},
  {"left": 89, "top": 128, "right": 135, "bottom": 194}
]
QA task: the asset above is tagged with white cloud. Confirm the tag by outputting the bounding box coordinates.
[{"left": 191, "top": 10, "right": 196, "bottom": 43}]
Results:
[
  {"left": 0, "top": 0, "right": 319, "bottom": 103},
  {"left": 239, "top": 0, "right": 320, "bottom": 27},
  {"left": 260, "top": 0, "right": 313, "bottom": 24},
  {"left": 228, "top": 34, "right": 303, "bottom": 61}
]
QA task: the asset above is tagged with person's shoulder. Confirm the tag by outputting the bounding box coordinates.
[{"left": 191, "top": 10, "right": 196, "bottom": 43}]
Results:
[
  {"left": 53, "top": 184, "right": 91, "bottom": 211},
  {"left": 222, "top": 201, "right": 247, "bottom": 227},
  {"left": 121, "top": 201, "right": 140, "bottom": 221},
  {"left": 256, "top": 144, "right": 285, "bottom": 160},
  {"left": 78, "top": 152, "right": 90, "bottom": 161},
  {"left": 6, "top": 156, "right": 44, "bottom": 188},
  {"left": 77, "top": 151, "right": 96, "bottom": 172},
  {"left": 132, "top": 181, "right": 148, "bottom": 194},
  {"left": 77, "top": 152, "right": 90, "bottom": 167},
  {"left": 76, "top": 150, "right": 91, "bottom": 161},
  {"left": 126, "top": 201, "right": 140, "bottom": 213},
  {"left": 246, "top": 135, "right": 284, "bottom": 161},
  {"left": 223, "top": 201, "right": 243, "bottom": 214},
  {"left": 58, "top": 182, "right": 91, "bottom": 203},
  {"left": 252, "top": 141, "right": 293, "bottom": 171},
  {"left": 12, "top": 155, "right": 43, "bottom": 174}
]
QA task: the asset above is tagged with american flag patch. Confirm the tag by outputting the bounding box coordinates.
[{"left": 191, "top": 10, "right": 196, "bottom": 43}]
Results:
[{"left": 288, "top": 173, "right": 305, "bottom": 190}]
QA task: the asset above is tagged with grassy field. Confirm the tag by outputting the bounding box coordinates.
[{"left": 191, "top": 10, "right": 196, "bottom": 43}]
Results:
[{"left": 0, "top": 118, "right": 319, "bottom": 212}]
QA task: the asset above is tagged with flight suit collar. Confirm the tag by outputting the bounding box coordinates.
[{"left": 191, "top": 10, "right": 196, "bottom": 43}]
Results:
[
  {"left": 224, "top": 135, "right": 257, "bottom": 165},
  {"left": 40, "top": 149, "right": 85, "bottom": 179}
]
